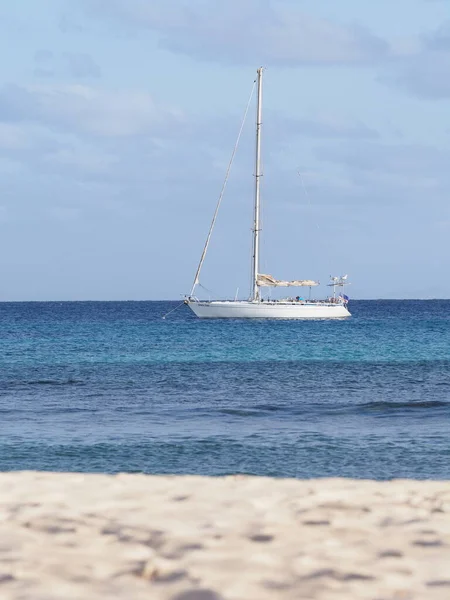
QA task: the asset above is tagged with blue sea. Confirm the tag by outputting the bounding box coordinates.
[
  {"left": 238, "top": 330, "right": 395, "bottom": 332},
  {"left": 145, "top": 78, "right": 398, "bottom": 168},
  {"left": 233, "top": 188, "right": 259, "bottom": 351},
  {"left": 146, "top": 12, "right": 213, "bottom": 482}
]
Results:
[{"left": 0, "top": 300, "right": 449, "bottom": 479}]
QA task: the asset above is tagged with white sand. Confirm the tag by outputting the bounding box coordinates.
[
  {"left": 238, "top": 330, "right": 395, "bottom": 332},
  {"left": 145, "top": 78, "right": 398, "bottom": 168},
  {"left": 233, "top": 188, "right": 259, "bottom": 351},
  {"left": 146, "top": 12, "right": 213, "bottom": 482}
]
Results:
[{"left": 0, "top": 473, "right": 449, "bottom": 599}]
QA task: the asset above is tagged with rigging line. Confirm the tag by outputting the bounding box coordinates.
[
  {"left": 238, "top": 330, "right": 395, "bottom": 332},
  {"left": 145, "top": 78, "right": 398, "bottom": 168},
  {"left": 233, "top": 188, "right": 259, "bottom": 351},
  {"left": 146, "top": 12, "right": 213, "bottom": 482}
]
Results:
[
  {"left": 298, "top": 169, "right": 320, "bottom": 231},
  {"left": 189, "top": 78, "right": 257, "bottom": 297},
  {"left": 161, "top": 300, "right": 186, "bottom": 320},
  {"left": 198, "top": 282, "right": 216, "bottom": 297}
]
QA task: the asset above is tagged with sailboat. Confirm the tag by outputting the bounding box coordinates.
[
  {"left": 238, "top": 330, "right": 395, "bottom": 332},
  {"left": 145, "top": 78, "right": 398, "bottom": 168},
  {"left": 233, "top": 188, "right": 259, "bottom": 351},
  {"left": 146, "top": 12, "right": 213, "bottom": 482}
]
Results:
[{"left": 185, "top": 67, "right": 351, "bottom": 319}]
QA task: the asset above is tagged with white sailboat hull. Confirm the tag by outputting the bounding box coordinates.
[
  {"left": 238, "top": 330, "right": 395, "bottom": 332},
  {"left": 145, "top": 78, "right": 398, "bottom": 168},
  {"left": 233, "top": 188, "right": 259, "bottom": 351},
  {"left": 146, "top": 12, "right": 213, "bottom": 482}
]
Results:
[{"left": 187, "top": 300, "right": 350, "bottom": 319}]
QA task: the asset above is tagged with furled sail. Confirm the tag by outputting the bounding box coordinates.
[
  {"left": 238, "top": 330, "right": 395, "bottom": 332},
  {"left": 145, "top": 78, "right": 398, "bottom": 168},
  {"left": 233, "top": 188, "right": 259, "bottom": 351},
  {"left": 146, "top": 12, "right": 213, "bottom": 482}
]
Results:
[{"left": 257, "top": 273, "right": 319, "bottom": 287}]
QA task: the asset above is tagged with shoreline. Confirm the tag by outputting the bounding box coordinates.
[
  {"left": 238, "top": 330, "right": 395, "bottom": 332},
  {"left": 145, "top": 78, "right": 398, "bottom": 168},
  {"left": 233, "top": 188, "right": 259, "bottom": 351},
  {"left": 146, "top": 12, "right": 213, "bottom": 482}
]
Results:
[{"left": 1, "top": 472, "right": 449, "bottom": 599}]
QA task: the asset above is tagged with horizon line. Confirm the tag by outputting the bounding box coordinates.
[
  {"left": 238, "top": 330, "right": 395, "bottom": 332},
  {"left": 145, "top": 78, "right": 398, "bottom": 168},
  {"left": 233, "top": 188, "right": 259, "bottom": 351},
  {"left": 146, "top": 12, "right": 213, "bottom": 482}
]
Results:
[{"left": 0, "top": 298, "right": 449, "bottom": 303}]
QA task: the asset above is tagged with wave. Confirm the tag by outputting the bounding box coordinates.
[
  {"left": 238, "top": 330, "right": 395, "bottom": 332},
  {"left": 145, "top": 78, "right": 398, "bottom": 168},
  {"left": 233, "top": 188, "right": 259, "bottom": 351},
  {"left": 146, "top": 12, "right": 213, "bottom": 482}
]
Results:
[
  {"left": 27, "top": 378, "right": 82, "bottom": 386},
  {"left": 215, "top": 399, "right": 450, "bottom": 418},
  {"left": 0, "top": 378, "right": 84, "bottom": 388},
  {"left": 358, "top": 400, "right": 448, "bottom": 411},
  {"left": 0, "top": 407, "right": 99, "bottom": 415}
]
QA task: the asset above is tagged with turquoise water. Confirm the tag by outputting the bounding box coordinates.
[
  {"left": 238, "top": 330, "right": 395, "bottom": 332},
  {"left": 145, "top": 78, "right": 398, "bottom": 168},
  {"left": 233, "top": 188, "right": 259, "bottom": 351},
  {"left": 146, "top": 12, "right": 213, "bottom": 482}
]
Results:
[{"left": 1, "top": 300, "right": 449, "bottom": 478}]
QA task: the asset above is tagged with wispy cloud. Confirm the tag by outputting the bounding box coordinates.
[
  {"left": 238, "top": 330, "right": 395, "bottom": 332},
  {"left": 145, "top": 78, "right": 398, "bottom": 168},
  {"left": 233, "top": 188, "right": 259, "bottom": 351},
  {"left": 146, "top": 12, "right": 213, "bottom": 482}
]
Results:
[
  {"left": 64, "top": 52, "right": 102, "bottom": 78},
  {"left": 315, "top": 140, "right": 450, "bottom": 205},
  {"left": 0, "top": 122, "right": 30, "bottom": 150},
  {"left": 0, "top": 83, "right": 182, "bottom": 136},
  {"left": 267, "top": 112, "right": 379, "bottom": 140},
  {"left": 382, "top": 21, "right": 450, "bottom": 99},
  {"left": 82, "top": 0, "right": 393, "bottom": 66},
  {"left": 34, "top": 50, "right": 101, "bottom": 79},
  {"left": 0, "top": 75, "right": 381, "bottom": 187}
]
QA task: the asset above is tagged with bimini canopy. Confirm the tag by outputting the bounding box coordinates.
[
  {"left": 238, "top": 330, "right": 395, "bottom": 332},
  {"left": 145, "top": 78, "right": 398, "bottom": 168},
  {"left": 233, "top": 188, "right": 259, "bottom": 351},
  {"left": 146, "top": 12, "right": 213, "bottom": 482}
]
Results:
[{"left": 257, "top": 273, "right": 319, "bottom": 287}]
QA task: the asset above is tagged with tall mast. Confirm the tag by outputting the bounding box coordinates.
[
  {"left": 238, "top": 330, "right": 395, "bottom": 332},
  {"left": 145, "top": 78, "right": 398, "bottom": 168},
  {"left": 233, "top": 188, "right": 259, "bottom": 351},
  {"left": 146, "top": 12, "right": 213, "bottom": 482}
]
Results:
[{"left": 251, "top": 67, "right": 263, "bottom": 302}]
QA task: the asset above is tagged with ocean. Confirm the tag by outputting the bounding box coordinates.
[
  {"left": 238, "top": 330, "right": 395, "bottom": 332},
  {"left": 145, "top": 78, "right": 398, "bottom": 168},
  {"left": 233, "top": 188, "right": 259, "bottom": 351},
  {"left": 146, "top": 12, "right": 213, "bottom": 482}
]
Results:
[{"left": 1, "top": 300, "right": 449, "bottom": 479}]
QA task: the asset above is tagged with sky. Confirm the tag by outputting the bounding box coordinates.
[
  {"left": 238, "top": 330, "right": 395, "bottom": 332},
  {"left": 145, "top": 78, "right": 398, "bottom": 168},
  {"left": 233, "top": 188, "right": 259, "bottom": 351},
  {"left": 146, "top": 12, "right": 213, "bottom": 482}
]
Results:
[{"left": 0, "top": 0, "right": 449, "bottom": 300}]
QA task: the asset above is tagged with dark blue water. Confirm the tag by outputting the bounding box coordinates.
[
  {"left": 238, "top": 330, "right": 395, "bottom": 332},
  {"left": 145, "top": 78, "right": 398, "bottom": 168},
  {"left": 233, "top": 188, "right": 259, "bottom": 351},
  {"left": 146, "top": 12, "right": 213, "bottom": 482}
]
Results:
[{"left": 1, "top": 300, "right": 449, "bottom": 479}]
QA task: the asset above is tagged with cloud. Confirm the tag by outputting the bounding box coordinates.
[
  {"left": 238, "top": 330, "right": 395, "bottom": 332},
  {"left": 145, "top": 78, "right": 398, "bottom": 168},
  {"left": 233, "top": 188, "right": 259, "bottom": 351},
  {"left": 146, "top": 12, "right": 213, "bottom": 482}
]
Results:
[
  {"left": 0, "top": 80, "right": 420, "bottom": 254},
  {"left": 0, "top": 83, "right": 182, "bottom": 137},
  {"left": 34, "top": 50, "right": 101, "bottom": 79},
  {"left": 0, "top": 120, "right": 117, "bottom": 183},
  {"left": 64, "top": 52, "right": 102, "bottom": 78},
  {"left": 0, "top": 88, "right": 225, "bottom": 191},
  {"left": 383, "top": 21, "right": 450, "bottom": 99},
  {"left": 42, "top": 141, "right": 118, "bottom": 177},
  {"left": 0, "top": 82, "right": 185, "bottom": 187},
  {"left": 0, "top": 123, "right": 29, "bottom": 150},
  {"left": 82, "top": 0, "right": 392, "bottom": 66},
  {"left": 34, "top": 49, "right": 55, "bottom": 78},
  {"left": 35, "top": 49, "right": 54, "bottom": 63},
  {"left": 388, "top": 52, "right": 450, "bottom": 99},
  {"left": 318, "top": 141, "right": 449, "bottom": 174},
  {"left": 426, "top": 21, "right": 450, "bottom": 51},
  {"left": 59, "top": 12, "right": 85, "bottom": 34},
  {"left": 267, "top": 112, "right": 379, "bottom": 140},
  {"left": 315, "top": 140, "right": 450, "bottom": 204}
]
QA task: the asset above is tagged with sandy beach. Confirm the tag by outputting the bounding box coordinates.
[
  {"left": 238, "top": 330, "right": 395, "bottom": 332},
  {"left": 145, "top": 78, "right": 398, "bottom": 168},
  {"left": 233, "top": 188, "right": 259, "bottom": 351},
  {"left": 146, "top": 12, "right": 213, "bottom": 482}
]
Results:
[{"left": 0, "top": 473, "right": 449, "bottom": 599}]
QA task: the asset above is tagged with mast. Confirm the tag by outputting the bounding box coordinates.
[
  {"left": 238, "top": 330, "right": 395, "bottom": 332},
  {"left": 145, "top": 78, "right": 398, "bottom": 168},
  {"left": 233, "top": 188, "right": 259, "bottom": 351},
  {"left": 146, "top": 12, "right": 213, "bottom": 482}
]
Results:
[{"left": 251, "top": 67, "right": 263, "bottom": 302}]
